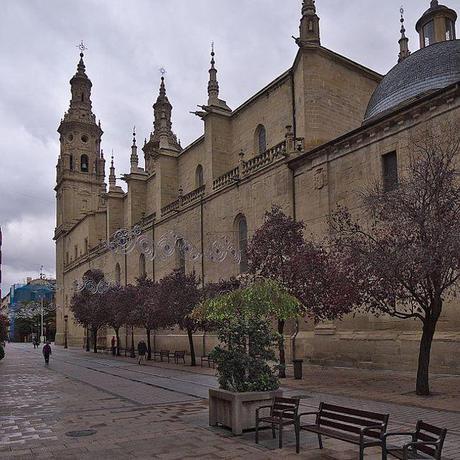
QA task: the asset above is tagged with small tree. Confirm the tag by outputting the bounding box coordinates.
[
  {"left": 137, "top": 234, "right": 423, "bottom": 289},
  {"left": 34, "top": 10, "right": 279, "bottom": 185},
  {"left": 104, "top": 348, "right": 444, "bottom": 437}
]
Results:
[
  {"left": 105, "top": 285, "right": 129, "bottom": 356},
  {"left": 70, "top": 270, "right": 108, "bottom": 353},
  {"left": 159, "top": 270, "right": 201, "bottom": 366},
  {"left": 332, "top": 122, "right": 460, "bottom": 395},
  {"left": 195, "top": 279, "right": 299, "bottom": 392},
  {"left": 134, "top": 276, "right": 164, "bottom": 360},
  {"left": 0, "top": 314, "right": 8, "bottom": 343},
  {"left": 248, "top": 206, "right": 305, "bottom": 377}
]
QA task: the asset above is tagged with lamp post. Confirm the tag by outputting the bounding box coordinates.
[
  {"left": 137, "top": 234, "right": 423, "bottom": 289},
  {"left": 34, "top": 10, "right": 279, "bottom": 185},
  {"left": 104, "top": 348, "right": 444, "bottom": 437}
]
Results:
[{"left": 40, "top": 296, "right": 45, "bottom": 344}]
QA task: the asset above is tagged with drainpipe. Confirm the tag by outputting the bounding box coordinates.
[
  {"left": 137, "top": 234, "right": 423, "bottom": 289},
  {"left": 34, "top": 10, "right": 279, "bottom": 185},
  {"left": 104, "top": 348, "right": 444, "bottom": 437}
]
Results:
[
  {"left": 290, "top": 68, "right": 299, "bottom": 356},
  {"left": 200, "top": 197, "right": 206, "bottom": 356}
]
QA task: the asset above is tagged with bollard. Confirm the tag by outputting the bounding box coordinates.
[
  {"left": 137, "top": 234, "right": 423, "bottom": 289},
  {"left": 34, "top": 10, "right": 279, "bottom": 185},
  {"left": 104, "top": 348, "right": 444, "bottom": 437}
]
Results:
[{"left": 292, "top": 359, "right": 303, "bottom": 380}]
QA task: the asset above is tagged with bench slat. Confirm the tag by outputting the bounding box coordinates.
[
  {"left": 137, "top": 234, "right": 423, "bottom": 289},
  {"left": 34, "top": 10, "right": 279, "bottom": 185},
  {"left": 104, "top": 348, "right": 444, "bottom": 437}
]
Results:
[
  {"left": 320, "top": 410, "right": 383, "bottom": 428},
  {"left": 321, "top": 403, "right": 388, "bottom": 422},
  {"left": 418, "top": 421, "right": 445, "bottom": 437}
]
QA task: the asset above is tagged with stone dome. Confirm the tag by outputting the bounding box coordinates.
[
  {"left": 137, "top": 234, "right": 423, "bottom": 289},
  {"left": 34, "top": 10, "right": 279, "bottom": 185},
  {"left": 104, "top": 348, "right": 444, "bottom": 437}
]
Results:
[{"left": 364, "top": 39, "right": 460, "bottom": 123}]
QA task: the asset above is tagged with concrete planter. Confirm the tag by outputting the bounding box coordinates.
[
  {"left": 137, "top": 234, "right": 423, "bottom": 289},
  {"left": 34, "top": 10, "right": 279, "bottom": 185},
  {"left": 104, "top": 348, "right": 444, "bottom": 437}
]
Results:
[{"left": 209, "top": 388, "right": 282, "bottom": 435}]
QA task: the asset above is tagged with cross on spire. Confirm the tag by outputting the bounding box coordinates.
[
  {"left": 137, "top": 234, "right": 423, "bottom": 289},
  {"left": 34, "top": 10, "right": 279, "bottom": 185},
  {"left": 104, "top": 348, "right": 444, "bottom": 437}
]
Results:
[{"left": 76, "top": 40, "right": 87, "bottom": 57}]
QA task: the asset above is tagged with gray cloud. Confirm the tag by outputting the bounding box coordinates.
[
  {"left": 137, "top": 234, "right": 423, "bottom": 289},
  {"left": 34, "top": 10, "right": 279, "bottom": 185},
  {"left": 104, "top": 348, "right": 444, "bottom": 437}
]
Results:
[{"left": 0, "top": 0, "right": 433, "bottom": 293}]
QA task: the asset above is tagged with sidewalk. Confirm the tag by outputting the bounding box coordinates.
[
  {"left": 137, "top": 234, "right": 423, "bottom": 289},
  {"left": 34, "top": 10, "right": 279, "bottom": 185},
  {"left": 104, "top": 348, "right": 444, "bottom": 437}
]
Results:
[{"left": 87, "top": 346, "right": 460, "bottom": 412}]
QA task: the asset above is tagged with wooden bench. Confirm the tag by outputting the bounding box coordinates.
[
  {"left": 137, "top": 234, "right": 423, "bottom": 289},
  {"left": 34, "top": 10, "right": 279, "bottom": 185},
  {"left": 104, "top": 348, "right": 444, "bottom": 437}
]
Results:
[
  {"left": 174, "top": 351, "right": 186, "bottom": 364},
  {"left": 298, "top": 402, "right": 389, "bottom": 459},
  {"left": 200, "top": 355, "right": 215, "bottom": 368},
  {"left": 383, "top": 420, "right": 447, "bottom": 459},
  {"left": 159, "top": 350, "right": 170, "bottom": 362},
  {"left": 255, "top": 397, "right": 300, "bottom": 449}
]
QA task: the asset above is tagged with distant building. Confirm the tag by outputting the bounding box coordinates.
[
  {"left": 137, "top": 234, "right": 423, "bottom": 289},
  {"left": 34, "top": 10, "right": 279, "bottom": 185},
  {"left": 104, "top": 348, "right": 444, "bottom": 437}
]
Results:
[{"left": 8, "top": 278, "right": 55, "bottom": 341}]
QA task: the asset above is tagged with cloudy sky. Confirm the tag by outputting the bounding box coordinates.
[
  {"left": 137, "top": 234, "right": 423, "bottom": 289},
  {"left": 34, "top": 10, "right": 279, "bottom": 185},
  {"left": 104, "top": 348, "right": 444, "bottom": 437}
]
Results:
[{"left": 0, "top": 0, "right": 433, "bottom": 294}]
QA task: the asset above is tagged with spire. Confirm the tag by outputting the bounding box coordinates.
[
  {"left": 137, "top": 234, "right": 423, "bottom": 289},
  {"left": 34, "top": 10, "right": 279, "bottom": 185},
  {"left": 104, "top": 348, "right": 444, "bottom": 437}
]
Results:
[
  {"left": 297, "top": 0, "right": 321, "bottom": 46},
  {"left": 398, "top": 7, "right": 411, "bottom": 63},
  {"left": 208, "top": 42, "right": 220, "bottom": 105},
  {"left": 431, "top": 0, "right": 439, "bottom": 7},
  {"left": 66, "top": 41, "right": 95, "bottom": 121},
  {"left": 109, "top": 154, "right": 116, "bottom": 188},
  {"left": 145, "top": 74, "right": 181, "bottom": 153},
  {"left": 130, "top": 126, "right": 139, "bottom": 171}
]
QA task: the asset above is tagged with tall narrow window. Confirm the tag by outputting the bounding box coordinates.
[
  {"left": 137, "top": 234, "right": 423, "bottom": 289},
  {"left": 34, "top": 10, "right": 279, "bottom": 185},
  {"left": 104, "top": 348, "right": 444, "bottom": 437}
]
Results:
[
  {"left": 195, "top": 164, "right": 204, "bottom": 188},
  {"left": 84, "top": 238, "right": 89, "bottom": 253},
  {"left": 255, "top": 125, "right": 267, "bottom": 154},
  {"left": 115, "top": 263, "right": 121, "bottom": 285},
  {"left": 139, "top": 254, "right": 146, "bottom": 278},
  {"left": 70, "top": 155, "right": 74, "bottom": 170},
  {"left": 446, "top": 18, "right": 456, "bottom": 40},
  {"left": 423, "top": 20, "right": 435, "bottom": 46},
  {"left": 382, "top": 152, "right": 398, "bottom": 192},
  {"left": 81, "top": 154, "right": 89, "bottom": 172},
  {"left": 176, "top": 239, "right": 186, "bottom": 273},
  {"left": 235, "top": 214, "right": 248, "bottom": 273}
]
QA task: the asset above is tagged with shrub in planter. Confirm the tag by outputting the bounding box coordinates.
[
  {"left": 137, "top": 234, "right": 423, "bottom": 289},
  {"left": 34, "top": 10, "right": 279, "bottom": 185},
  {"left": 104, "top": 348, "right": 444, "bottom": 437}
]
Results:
[
  {"left": 211, "top": 315, "right": 279, "bottom": 392},
  {"left": 195, "top": 279, "right": 300, "bottom": 434}
]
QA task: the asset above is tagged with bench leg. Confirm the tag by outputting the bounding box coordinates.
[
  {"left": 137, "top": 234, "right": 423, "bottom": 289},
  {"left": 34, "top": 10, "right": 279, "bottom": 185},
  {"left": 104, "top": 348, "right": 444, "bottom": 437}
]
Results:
[
  {"left": 359, "top": 445, "right": 364, "bottom": 460},
  {"left": 382, "top": 444, "right": 387, "bottom": 460},
  {"left": 279, "top": 425, "right": 283, "bottom": 449},
  {"left": 318, "top": 434, "right": 323, "bottom": 449},
  {"left": 272, "top": 424, "right": 276, "bottom": 439},
  {"left": 255, "top": 418, "right": 259, "bottom": 444}
]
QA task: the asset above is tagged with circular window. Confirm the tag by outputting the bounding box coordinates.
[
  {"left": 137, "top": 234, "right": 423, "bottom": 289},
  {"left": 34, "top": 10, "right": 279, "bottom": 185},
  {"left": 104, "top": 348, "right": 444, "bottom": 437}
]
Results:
[
  {"left": 81, "top": 135, "right": 89, "bottom": 143},
  {"left": 68, "top": 134, "right": 74, "bottom": 142}
]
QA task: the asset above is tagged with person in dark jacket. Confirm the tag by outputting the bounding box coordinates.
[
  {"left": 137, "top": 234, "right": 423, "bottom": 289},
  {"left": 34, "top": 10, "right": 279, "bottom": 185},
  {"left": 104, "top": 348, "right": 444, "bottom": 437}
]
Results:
[
  {"left": 42, "top": 342, "right": 52, "bottom": 365},
  {"left": 111, "top": 336, "right": 116, "bottom": 356},
  {"left": 137, "top": 340, "right": 147, "bottom": 365}
]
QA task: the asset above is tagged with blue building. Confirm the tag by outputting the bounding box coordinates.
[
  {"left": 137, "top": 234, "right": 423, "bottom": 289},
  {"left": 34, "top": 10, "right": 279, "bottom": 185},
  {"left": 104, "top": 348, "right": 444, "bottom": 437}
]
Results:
[{"left": 9, "top": 278, "right": 55, "bottom": 341}]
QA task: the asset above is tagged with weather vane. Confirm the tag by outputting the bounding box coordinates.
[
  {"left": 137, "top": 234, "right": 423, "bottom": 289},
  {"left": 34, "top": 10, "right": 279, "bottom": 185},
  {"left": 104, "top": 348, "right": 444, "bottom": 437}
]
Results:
[
  {"left": 159, "top": 67, "right": 166, "bottom": 76},
  {"left": 77, "top": 40, "right": 87, "bottom": 54}
]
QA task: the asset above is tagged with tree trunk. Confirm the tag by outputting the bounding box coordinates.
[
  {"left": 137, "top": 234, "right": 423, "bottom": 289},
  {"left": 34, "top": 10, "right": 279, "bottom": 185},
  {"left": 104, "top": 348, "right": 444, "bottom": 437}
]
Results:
[
  {"left": 278, "top": 319, "right": 286, "bottom": 379},
  {"left": 130, "top": 326, "right": 135, "bottom": 358},
  {"left": 416, "top": 317, "right": 437, "bottom": 396},
  {"left": 115, "top": 328, "right": 120, "bottom": 356},
  {"left": 92, "top": 328, "right": 98, "bottom": 353},
  {"left": 187, "top": 329, "right": 196, "bottom": 366},
  {"left": 146, "top": 328, "right": 152, "bottom": 360},
  {"left": 86, "top": 327, "right": 90, "bottom": 352}
]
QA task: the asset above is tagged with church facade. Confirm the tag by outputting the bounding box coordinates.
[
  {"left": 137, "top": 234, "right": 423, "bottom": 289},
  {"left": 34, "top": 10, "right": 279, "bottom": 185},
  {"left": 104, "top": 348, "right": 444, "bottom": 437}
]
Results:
[{"left": 55, "top": 1, "right": 460, "bottom": 373}]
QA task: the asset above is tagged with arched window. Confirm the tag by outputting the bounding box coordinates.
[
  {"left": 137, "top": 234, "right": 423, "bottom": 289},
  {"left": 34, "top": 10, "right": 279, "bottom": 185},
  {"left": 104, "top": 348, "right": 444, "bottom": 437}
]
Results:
[
  {"left": 235, "top": 214, "right": 248, "bottom": 273},
  {"left": 81, "top": 154, "right": 89, "bottom": 172},
  {"left": 115, "top": 263, "right": 121, "bottom": 285},
  {"left": 195, "top": 164, "right": 204, "bottom": 188},
  {"left": 139, "top": 254, "right": 146, "bottom": 278},
  {"left": 255, "top": 125, "right": 267, "bottom": 154},
  {"left": 446, "top": 18, "right": 456, "bottom": 40},
  {"left": 423, "top": 20, "right": 435, "bottom": 47}
]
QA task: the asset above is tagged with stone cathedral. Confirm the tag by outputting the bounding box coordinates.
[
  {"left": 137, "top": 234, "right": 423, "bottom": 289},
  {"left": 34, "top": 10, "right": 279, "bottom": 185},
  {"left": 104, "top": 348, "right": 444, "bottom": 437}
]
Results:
[{"left": 55, "top": 1, "right": 460, "bottom": 373}]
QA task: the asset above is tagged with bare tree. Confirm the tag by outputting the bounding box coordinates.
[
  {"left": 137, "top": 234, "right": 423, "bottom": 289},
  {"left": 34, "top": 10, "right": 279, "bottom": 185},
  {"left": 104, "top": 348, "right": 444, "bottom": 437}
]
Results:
[{"left": 332, "top": 121, "right": 460, "bottom": 395}]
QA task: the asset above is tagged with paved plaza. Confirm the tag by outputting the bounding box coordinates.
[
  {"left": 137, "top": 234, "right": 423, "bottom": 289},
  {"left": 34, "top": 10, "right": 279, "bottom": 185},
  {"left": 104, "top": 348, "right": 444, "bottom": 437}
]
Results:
[{"left": 0, "top": 344, "right": 459, "bottom": 459}]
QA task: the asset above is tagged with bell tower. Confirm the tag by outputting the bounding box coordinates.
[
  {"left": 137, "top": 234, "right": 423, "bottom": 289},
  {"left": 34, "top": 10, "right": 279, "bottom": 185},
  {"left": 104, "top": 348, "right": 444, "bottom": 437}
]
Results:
[
  {"left": 416, "top": 0, "right": 457, "bottom": 48},
  {"left": 55, "top": 44, "right": 105, "bottom": 231}
]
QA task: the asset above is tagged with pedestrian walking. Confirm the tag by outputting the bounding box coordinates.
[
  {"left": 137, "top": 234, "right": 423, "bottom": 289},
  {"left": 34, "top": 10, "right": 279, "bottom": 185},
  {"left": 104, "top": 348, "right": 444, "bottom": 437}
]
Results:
[
  {"left": 111, "top": 336, "right": 117, "bottom": 356},
  {"left": 42, "top": 341, "right": 52, "bottom": 365},
  {"left": 137, "top": 340, "right": 147, "bottom": 365},
  {"left": 33, "top": 337, "right": 39, "bottom": 349}
]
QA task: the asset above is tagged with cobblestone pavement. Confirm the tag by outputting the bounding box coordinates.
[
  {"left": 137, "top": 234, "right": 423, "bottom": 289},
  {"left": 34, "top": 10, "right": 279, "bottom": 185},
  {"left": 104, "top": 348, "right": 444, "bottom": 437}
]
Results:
[{"left": 0, "top": 344, "right": 458, "bottom": 459}]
